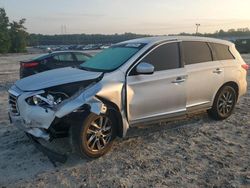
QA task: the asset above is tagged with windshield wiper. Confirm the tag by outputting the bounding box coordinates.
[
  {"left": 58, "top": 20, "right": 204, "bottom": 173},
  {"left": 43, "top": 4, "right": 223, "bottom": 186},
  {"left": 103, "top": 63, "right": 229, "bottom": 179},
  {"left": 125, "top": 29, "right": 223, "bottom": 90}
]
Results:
[{"left": 79, "top": 66, "right": 106, "bottom": 72}]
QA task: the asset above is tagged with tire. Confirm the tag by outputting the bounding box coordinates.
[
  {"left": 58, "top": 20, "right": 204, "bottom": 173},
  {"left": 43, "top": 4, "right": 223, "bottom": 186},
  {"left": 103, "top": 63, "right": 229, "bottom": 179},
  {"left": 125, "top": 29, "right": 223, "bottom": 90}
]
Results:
[
  {"left": 208, "top": 85, "right": 237, "bottom": 120},
  {"left": 71, "top": 112, "right": 117, "bottom": 158}
]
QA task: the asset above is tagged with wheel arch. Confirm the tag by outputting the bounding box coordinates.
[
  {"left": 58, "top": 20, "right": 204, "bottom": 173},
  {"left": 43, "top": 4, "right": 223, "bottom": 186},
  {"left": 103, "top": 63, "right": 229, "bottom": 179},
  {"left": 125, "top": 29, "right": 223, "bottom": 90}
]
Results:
[
  {"left": 213, "top": 81, "right": 239, "bottom": 104},
  {"left": 95, "top": 96, "right": 124, "bottom": 138}
]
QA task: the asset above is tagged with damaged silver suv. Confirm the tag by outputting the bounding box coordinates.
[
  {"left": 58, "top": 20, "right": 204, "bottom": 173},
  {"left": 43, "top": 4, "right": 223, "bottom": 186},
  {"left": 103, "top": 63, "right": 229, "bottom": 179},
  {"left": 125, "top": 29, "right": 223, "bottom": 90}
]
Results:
[{"left": 8, "top": 36, "right": 248, "bottom": 158}]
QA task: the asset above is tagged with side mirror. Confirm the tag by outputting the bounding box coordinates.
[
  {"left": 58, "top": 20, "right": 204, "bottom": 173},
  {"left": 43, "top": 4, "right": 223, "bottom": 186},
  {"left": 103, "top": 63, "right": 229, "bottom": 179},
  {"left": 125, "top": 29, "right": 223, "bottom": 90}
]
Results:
[{"left": 136, "top": 62, "right": 154, "bottom": 75}]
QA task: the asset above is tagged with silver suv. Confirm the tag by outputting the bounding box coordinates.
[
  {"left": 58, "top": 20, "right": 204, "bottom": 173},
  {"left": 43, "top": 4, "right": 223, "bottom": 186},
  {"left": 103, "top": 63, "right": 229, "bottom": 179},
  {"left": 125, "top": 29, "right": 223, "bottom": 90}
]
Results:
[{"left": 8, "top": 36, "right": 248, "bottom": 158}]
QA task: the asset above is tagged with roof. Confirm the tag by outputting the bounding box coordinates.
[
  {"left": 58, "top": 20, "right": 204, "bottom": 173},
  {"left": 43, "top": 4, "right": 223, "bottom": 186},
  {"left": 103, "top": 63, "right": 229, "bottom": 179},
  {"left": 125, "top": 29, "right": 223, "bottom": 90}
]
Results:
[{"left": 121, "top": 36, "right": 234, "bottom": 46}]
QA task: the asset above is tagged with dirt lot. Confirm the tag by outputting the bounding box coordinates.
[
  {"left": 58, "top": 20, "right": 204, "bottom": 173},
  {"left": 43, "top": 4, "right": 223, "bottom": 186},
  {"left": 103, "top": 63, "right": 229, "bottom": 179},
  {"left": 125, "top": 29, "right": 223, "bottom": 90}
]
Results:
[{"left": 0, "top": 53, "right": 249, "bottom": 187}]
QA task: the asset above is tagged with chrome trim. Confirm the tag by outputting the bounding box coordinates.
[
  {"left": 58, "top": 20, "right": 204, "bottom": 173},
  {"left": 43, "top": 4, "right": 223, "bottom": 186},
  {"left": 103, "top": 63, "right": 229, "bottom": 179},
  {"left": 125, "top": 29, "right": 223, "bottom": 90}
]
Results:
[
  {"left": 213, "top": 68, "right": 223, "bottom": 74},
  {"left": 186, "top": 101, "right": 210, "bottom": 108},
  {"left": 8, "top": 93, "right": 20, "bottom": 115},
  {"left": 130, "top": 108, "right": 186, "bottom": 125},
  {"left": 172, "top": 78, "right": 186, "bottom": 84},
  {"left": 8, "top": 88, "right": 21, "bottom": 97},
  {"left": 8, "top": 87, "right": 22, "bottom": 116}
]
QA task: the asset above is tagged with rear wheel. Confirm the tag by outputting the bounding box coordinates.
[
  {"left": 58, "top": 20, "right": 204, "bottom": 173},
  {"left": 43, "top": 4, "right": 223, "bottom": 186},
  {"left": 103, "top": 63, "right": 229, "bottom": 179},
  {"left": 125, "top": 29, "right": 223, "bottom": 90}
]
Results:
[
  {"left": 208, "top": 85, "right": 237, "bottom": 120},
  {"left": 71, "top": 113, "right": 116, "bottom": 158}
]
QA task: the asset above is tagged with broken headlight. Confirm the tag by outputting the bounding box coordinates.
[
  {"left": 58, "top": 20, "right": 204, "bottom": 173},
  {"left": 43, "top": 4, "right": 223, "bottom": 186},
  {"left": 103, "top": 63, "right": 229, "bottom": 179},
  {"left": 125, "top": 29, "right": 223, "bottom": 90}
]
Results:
[{"left": 26, "top": 92, "right": 69, "bottom": 107}]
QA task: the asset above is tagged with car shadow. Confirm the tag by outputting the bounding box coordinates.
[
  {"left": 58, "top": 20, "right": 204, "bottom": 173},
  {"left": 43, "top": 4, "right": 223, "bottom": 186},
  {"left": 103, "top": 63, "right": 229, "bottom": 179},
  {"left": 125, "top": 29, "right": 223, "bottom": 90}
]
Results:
[{"left": 53, "top": 111, "right": 216, "bottom": 167}]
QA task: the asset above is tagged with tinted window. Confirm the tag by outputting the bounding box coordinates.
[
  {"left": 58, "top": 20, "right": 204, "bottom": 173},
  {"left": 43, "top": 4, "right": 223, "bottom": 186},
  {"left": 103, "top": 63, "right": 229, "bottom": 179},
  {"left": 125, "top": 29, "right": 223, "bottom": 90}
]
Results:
[
  {"left": 32, "top": 54, "right": 49, "bottom": 61},
  {"left": 183, "top": 41, "right": 212, "bottom": 65},
  {"left": 53, "top": 53, "right": 74, "bottom": 62},
  {"left": 74, "top": 53, "right": 90, "bottom": 62},
  {"left": 141, "top": 42, "right": 180, "bottom": 71},
  {"left": 210, "top": 43, "right": 234, "bottom": 60}
]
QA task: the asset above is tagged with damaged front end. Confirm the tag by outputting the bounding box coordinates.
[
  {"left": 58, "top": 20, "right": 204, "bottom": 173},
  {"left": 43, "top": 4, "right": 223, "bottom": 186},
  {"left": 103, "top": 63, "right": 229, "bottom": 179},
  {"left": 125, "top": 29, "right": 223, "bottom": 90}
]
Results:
[
  {"left": 8, "top": 76, "right": 107, "bottom": 142},
  {"left": 8, "top": 66, "right": 130, "bottom": 162}
]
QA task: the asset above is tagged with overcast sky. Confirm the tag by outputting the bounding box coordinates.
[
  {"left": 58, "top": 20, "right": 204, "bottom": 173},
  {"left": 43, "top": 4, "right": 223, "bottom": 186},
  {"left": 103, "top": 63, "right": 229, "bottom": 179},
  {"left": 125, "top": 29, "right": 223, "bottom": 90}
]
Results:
[{"left": 1, "top": 0, "right": 250, "bottom": 35}]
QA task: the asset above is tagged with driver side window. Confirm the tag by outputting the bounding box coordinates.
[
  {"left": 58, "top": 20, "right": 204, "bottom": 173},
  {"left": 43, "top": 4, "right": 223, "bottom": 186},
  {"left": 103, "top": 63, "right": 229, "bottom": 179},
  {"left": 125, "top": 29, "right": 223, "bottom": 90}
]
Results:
[
  {"left": 142, "top": 42, "right": 180, "bottom": 71},
  {"left": 130, "top": 42, "right": 180, "bottom": 75}
]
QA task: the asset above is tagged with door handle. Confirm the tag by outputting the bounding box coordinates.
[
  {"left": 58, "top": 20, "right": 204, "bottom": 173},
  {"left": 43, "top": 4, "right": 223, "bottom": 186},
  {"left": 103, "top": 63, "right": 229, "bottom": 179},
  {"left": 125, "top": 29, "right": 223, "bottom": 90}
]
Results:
[
  {"left": 172, "top": 77, "right": 186, "bottom": 84},
  {"left": 213, "top": 68, "right": 223, "bottom": 74}
]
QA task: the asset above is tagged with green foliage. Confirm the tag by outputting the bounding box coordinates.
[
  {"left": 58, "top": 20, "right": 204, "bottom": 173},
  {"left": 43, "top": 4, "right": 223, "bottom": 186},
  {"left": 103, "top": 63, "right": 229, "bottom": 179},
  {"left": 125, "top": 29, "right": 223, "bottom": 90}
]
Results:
[
  {"left": 28, "top": 28, "right": 250, "bottom": 47},
  {"left": 0, "top": 8, "right": 27, "bottom": 53},
  {"left": 9, "top": 19, "right": 28, "bottom": 53},
  {"left": 0, "top": 8, "right": 10, "bottom": 53},
  {"left": 203, "top": 28, "right": 250, "bottom": 38},
  {"left": 178, "top": 28, "right": 250, "bottom": 53},
  {"left": 176, "top": 28, "right": 250, "bottom": 38},
  {"left": 27, "top": 33, "right": 151, "bottom": 46}
]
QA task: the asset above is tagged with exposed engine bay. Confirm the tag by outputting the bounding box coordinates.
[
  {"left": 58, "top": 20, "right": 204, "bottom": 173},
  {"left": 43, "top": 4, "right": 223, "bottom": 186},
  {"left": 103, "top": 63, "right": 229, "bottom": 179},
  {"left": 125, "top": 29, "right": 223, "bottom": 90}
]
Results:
[{"left": 25, "top": 80, "right": 97, "bottom": 108}]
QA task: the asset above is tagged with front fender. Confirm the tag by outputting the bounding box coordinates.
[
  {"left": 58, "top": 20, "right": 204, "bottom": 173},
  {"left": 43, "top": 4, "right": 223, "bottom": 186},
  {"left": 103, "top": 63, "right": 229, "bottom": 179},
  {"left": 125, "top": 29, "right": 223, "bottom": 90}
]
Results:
[{"left": 55, "top": 83, "right": 106, "bottom": 118}]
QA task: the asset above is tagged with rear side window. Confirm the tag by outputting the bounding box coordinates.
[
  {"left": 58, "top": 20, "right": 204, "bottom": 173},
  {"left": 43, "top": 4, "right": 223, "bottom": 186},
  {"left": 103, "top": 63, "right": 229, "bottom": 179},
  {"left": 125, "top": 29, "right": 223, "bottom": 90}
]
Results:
[
  {"left": 141, "top": 42, "right": 180, "bottom": 71},
  {"left": 53, "top": 53, "right": 74, "bottom": 62},
  {"left": 210, "top": 43, "right": 235, "bottom": 60},
  {"left": 183, "top": 41, "right": 212, "bottom": 65}
]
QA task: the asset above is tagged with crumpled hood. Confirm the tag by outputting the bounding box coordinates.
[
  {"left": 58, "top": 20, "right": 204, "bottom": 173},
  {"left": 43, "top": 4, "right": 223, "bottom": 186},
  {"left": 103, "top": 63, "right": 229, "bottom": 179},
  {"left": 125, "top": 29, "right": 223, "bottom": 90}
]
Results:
[{"left": 15, "top": 67, "right": 103, "bottom": 91}]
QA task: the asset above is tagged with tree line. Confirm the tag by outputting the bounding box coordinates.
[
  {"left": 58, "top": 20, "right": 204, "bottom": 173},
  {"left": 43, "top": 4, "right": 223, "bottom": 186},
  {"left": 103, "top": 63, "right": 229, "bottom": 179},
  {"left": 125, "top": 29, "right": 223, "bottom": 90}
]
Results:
[
  {"left": 28, "top": 28, "right": 250, "bottom": 47},
  {"left": 0, "top": 8, "right": 28, "bottom": 53},
  {"left": 27, "top": 33, "right": 150, "bottom": 46},
  {"left": 179, "top": 28, "right": 250, "bottom": 38},
  {"left": 28, "top": 29, "right": 250, "bottom": 53}
]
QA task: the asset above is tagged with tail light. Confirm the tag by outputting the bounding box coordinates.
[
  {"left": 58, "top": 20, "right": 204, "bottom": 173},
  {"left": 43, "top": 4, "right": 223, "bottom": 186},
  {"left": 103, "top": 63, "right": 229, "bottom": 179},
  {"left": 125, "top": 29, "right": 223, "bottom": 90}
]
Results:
[
  {"left": 21, "top": 62, "right": 39, "bottom": 68},
  {"left": 241, "top": 64, "right": 249, "bottom": 71}
]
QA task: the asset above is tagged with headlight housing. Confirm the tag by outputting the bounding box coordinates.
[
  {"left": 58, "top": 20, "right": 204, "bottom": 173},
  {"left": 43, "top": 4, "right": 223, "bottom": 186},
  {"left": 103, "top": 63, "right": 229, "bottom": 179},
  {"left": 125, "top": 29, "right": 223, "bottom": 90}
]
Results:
[
  {"left": 26, "top": 92, "right": 69, "bottom": 107},
  {"left": 32, "top": 95, "right": 43, "bottom": 105}
]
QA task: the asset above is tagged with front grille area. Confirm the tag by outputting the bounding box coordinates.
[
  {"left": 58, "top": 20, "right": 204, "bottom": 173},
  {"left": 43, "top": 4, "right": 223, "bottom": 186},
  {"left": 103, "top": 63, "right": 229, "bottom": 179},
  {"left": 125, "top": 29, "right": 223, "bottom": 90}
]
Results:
[{"left": 9, "top": 93, "right": 19, "bottom": 115}]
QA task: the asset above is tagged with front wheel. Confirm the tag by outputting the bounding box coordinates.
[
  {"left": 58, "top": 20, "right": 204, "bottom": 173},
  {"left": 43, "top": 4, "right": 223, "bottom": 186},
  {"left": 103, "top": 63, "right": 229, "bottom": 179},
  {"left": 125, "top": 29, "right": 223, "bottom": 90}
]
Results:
[
  {"left": 71, "top": 113, "right": 116, "bottom": 158},
  {"left": 208, "top": 85, "right": 237, "bottom": 120}
]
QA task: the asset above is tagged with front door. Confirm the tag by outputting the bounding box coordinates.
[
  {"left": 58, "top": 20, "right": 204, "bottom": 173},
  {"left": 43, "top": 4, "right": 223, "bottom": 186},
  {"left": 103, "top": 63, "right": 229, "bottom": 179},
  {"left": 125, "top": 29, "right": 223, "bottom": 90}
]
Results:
[{"left": 126, "top": 42, "right": 187, "bottom": 124}]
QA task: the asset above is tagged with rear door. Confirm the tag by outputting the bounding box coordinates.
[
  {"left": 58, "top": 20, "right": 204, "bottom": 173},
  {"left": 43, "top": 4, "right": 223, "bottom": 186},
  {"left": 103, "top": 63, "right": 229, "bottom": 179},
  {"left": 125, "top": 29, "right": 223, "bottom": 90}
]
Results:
[
  {"left": 182, "top": 41, "right": 224, "bottom": 112},
  {"left": 127, "top": 42, "right": 187, "bottom": 124},
  {"left": 209, "top": 43, "right": 237, "bottom": 84}
]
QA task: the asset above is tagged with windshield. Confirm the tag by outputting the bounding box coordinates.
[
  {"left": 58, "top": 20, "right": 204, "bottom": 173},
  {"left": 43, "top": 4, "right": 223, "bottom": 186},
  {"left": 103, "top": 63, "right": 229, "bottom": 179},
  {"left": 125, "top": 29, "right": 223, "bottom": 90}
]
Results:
[{"left": 80, "top": 43, "right": 145, "bottom": 72}]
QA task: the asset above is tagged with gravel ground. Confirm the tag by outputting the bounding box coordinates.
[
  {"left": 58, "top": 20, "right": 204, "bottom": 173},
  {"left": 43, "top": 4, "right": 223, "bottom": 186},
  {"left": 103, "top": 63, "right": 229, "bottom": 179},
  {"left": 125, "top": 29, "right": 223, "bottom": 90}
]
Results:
[{"left": 0, "top": 53, "right": 249, "bottom": 188}]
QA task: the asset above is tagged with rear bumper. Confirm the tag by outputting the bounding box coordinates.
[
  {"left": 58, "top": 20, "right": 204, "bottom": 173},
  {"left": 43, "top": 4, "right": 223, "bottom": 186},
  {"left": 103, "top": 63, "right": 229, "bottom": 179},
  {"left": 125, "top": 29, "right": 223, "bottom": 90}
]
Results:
[{"left": 238, "top": 77, "right": 248, "bottom": 99}]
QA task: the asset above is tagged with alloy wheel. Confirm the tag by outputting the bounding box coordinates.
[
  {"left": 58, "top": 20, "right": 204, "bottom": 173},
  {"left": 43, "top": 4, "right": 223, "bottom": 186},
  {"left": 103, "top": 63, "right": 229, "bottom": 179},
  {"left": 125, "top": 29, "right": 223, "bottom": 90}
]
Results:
[
  {"left": 86, "top": 116, "right": 112, "bottom": 152},
  {"left": 217, "top": 89, "right": 235, "bottom": 116}
]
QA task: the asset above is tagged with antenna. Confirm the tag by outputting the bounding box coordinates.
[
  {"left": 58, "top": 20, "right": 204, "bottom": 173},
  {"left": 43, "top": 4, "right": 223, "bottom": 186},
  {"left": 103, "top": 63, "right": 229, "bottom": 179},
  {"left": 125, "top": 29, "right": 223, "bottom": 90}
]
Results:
[
  {"left": 196, "top": 23, "right": 201, "bottom": 34},
  {"left": 64, "top": 25, "right": 67, "bottom": 34}
]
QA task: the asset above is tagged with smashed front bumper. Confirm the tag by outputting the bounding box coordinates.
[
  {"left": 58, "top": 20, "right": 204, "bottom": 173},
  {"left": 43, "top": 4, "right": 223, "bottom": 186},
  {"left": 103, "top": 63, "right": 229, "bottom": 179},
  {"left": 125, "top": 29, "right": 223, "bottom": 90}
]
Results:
[
  {"left": 8, "top": 86, "right": 55, "bottom": 140},
  {"left": 9, "top": 113, "right": 51, "bottom": 140},
  {"left": 8, "top": 83, "right": 106, "bottom": 140}
]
